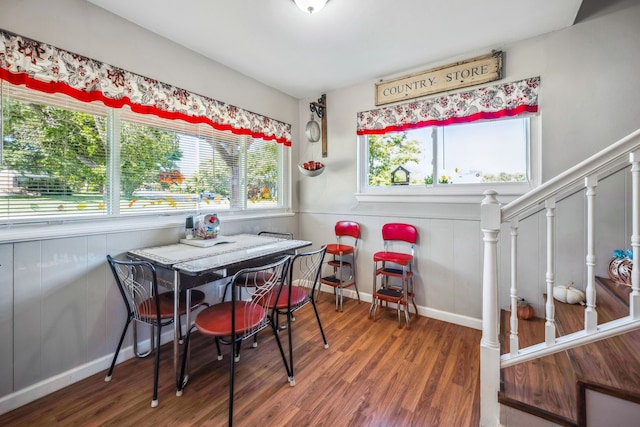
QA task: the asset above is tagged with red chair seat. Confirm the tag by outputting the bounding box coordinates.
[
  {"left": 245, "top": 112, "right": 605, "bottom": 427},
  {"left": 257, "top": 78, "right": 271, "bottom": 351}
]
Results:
[
  {"left": 194, "top": 302, "right": 266, "bottom": 337},
  {"left": 325, "top": 243, "right": 354, "bottom": 255},
  {"left": 264, "top": 285, "right": 308, "bottom": 310},
  {"left": 138, "top": 290, "right": 206, "bottom": 320},
  {"left": 373, "top": 251, "right": 413, "bottom": 266}
]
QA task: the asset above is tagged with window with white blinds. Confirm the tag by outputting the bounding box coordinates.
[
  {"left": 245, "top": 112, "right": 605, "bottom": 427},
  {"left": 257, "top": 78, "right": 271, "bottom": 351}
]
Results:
[{"left": 0, "top": 81, "right": 286, "bottom": 223}]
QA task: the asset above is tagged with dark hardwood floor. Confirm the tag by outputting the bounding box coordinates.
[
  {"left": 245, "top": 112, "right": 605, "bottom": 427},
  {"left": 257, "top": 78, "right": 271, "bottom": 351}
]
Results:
[{"left": 0, "top": 294, "right": 482, "bottom": 427}]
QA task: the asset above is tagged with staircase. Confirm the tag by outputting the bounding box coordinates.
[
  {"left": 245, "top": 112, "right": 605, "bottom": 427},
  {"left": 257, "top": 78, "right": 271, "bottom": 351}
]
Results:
[
  {"left": 479, "top": 128, "right": 640, "bottom": 426},
  {"left": 499, "top": 276, "right": 640, "bottom": 426}
]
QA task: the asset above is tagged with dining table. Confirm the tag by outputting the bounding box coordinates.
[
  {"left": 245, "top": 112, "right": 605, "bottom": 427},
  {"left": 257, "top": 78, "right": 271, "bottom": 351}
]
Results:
[{"left": 127, "top": 233, "right": 312, "bottom": 388}]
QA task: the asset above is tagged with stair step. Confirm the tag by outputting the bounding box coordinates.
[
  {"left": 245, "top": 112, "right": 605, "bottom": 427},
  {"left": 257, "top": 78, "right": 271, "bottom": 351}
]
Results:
[
  {"left": 559, "top": 277, "right": 640, "bottom": 397},
  {"left": 597, "top": 276, "right": 632, "bottom": 307},
  {"left": 499, "top": 276, "right": 640, "bottom": 425},
  {"left": 499, "top": 311, "right": 578, "bottom": 426}
]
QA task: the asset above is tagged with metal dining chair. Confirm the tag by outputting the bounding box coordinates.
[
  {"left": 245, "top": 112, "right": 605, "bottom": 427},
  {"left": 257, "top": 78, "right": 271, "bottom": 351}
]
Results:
[
  {"left": 176, "top": 256, "right": 292, "bottom": 427},
  {"left": 221, "top": 231, "right": 294, "bottom": 301},
  {"left": 104, "top": 255, "right": 208, "bottom": 407},
  {"left": 263, "top": 246, "right": 328, "bottom": 386}
]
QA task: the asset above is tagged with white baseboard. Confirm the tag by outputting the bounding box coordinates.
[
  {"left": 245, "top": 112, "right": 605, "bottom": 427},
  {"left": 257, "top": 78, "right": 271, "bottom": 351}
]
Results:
[
  {"left": 0, "top": 329, "right": 176, "bottom": 416},
  {"left": 319, "top": 286, "right": 482, "bottom": 330},
  {"left": 1, "top": 292, "right": 480, "bottom": 416}
]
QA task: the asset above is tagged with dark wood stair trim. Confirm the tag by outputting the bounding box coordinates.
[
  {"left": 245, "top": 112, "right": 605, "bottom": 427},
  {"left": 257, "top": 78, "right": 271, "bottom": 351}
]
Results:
[
  {"left": 498, "top": 392, "right": 577, "bottom": 427},
  {"left": 576, "top": 380, "right": 640, "bottom": 427}
]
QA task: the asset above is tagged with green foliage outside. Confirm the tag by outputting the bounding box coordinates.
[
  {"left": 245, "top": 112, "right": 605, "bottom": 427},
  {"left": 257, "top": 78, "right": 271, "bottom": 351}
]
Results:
[
  {"left": 424, "top": 175, "right": 452, "bottom": 185},
  {"left": 247, "top": 142, "right": 278, "bottom": 201},
  {"left": 120, "top": 121, "right": 182, "bottom": 196},
  {"left": 185, "top": 158, "right": 231, "bottom": 197},
  {"left": 368, "top": 132, "right": 421, "bottom": 186},
  {"left": 2, "top": 96, "right": 280, "bottom": 215},
  {"left": 2, "top": 98, "right": 181, "bottom": 198},
  {"left": 482, "top": 172, "right": 526, "bottom": 183}
]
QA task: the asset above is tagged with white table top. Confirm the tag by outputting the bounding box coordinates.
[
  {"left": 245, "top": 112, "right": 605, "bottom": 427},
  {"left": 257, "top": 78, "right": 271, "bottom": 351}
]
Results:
[{"left": 129, "top": 233, "right": 311, "bottom": 274}]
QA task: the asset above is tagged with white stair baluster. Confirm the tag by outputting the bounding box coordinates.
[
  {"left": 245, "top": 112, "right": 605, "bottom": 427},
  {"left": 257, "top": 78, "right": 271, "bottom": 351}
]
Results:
[
  {"left": 510, "top": 219, "right": 520, "bottom": 356},
  {"left": 630, "top": 151, "right": 640, "bottom": 319},
  {"left": 585, "top": 175, "right": 598, "bottom": 332},
  {"left": 545, "top": 198, "right": 557, "bottom": 345}
]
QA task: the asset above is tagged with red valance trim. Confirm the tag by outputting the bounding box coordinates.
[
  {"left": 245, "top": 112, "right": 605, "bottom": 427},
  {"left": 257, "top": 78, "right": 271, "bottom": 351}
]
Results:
[
  {"left": 356, "top": 104, "right": 538, "bottom": 135},
  {"left": 0, "top": 69, "right": 291, "bottom": 146},
  {"left": 357, "top": 77, "right": 540, "bottom": 135},
  {"left": 0, "top": 30, "right": 291, "bottom": 145}
]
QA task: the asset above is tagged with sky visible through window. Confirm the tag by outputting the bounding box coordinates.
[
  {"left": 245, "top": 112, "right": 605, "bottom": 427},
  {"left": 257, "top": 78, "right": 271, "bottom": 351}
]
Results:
[{"left": 402, "top": 117, "right": 528, "bottom": 184}]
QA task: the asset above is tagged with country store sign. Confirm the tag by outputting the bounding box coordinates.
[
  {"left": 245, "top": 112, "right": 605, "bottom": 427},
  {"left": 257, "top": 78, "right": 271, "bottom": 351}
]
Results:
[{"left": 375, "top": 51, "right": 503, "bottom": 106}]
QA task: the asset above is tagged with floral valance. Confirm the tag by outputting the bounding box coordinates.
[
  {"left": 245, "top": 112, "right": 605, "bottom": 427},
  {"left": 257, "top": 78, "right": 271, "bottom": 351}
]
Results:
[
  {"left": 357, "top": 77, "right": 540, "bottom": 135},
  {"left": 0, "top": 30, "right": 292, "bottom": 145}
]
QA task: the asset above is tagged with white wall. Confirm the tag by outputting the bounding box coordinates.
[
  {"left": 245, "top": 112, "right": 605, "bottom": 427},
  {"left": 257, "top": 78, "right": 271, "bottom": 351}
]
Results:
[{"left": 294, "top": 2, "right": 640, "bottom": 318}]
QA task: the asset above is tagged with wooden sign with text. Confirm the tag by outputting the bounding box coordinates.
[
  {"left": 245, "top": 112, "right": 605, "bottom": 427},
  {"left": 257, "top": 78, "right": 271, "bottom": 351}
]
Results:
[{"left": 375, "top": 51, "right": 503, "bottom": 106}]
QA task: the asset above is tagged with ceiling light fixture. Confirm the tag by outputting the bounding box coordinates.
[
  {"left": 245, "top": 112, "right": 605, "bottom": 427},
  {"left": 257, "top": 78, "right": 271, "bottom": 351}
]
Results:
[{"left": 293, "top": 0, "right": 329, "bottom": 14}]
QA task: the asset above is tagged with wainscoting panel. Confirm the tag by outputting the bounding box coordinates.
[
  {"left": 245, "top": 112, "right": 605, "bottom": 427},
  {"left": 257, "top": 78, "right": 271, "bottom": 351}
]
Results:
[
  {"left": 0, "top": 216, "right": 299, "bottom": 414},
  {"left": 0, "top": 244, "right": 13, "bottom": 396}
]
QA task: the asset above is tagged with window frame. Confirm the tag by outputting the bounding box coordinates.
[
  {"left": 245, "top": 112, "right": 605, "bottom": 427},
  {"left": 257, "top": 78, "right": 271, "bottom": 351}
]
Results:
[
  {"left": 355, "top": 115, "right": 540, "bottom": 204},
  {"left": 0, "top": 82, "right": 292, "bottom": 226}
]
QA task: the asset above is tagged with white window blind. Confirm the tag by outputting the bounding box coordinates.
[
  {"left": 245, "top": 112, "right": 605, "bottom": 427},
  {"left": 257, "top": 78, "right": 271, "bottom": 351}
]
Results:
[{"left": 0, "top": 81, "right": 285, "bottom": 223}]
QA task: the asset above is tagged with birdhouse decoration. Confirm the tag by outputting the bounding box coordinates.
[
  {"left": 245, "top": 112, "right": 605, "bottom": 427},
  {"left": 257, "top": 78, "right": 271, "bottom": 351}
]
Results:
[{"left": 391, "top": 165, "right": 411, "bottom": 185}]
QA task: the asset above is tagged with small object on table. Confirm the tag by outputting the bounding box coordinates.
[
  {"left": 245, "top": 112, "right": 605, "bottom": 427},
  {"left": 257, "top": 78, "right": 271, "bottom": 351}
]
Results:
[
  {"left": 195, "top": 213, "right": 220, "bottom": 239},
  {"left": 185, "top": 215, "right": 194, "bottom": 239}
]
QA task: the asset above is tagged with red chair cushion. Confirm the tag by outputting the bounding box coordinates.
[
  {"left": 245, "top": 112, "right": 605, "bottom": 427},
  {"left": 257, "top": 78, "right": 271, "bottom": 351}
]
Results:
[
  {"left": 335, "top": 221, "right": 359, "bottom": 239},
  {"left": 325, "top": 243, "right": 354, "bottom": 255},
  {"left": 373, "top": 251, "right": 413, "bottom": 266},
  {"left": 263, "top": 285, "right": 308, "bottom": 310},
  {"left": 382, "top": 223, "right": 417, "bottom": 243},
  {"left": 194, "top": 302, "right": 266, "bottom": 337},
  {"left": 138, "top": 290, "right": 206, "bottom": 320}
]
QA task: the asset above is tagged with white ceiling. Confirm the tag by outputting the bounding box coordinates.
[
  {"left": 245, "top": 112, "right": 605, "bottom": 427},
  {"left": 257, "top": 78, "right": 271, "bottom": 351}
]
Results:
[{"left": 87, "top": 0, "right": 583, "bottom": 99}]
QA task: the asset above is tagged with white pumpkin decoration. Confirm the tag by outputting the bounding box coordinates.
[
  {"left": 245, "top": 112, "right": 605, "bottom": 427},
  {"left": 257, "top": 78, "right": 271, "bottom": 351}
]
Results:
[{"left": 552, "top": 282, "right": 586, "bottom": 305}]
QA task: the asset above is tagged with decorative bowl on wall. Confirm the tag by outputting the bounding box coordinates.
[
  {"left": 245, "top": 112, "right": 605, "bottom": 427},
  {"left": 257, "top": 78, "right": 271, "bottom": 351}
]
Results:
[{"left": 298, "top": 162, "right": 325, "bottom": 177}]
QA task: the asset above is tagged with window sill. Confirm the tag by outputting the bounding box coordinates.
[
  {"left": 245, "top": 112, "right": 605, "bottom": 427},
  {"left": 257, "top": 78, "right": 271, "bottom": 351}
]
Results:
[
  {"left": 355, "top": 183, "right": 533, "bottom": 204},
  {"left": 0, "top": 210, "right": 294, "bottom": 244}
]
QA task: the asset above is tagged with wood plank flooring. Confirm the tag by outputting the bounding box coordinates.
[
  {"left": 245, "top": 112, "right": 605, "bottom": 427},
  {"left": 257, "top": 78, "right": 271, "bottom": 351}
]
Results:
[
  {"left": 499, "top": 311, "right": 578, "bottom": 426},
  {"left": 499, "top": 277, "right": 640, "bottom": 426},
  {"left": 0, "top": 295, "right": 481, "bottom": 427}
]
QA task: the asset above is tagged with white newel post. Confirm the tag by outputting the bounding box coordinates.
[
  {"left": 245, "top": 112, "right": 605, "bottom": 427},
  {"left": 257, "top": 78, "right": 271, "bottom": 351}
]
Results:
[
  {"left": 480, "top": 190, "right": 501, "bottom": 427},
  {"left": 630, "top": 151, "right": 640, "bottom": 319}
]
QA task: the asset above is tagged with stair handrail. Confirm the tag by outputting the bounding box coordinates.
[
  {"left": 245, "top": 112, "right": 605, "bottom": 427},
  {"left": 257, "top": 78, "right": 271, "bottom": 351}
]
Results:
[{"left": 502, "top": 128, "right": 640, "bottom": 222}]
